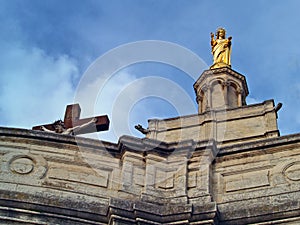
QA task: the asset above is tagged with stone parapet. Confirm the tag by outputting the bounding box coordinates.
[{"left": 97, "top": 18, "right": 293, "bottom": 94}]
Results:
[
  {"left": 0, "top": 127, "right": 299, "bottom": 224},
  {"left": 147, "top": 100, "right": 279, "bottom": 146}
]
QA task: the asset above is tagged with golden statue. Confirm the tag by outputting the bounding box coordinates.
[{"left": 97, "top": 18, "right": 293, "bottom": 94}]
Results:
[{"left": 210, "top": 28, "right": 232, "bottom": 69}]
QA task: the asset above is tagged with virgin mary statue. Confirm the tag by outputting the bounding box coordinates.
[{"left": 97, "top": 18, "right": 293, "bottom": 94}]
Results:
[{"left": 210, "top": 28, "right": 232, "bottom": 69}]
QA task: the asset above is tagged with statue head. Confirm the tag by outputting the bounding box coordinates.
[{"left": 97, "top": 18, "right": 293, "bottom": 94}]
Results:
[
  {"left": 216, "top": 28, "right": 226, "bottom": 39},
  {"left": 52, "top": 119, "right": 66, "bottom": 133}
]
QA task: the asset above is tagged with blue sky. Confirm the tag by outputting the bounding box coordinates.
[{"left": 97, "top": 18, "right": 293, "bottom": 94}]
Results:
[{"left": 1, "top": 0, "right": 300, "bottom": 142}]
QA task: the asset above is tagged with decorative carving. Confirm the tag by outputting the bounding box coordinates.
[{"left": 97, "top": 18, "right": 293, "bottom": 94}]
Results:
[
  {"left": 133, "top": 167, "right": 145, "bottom": 186},
  {"left": 223, "top": 169, "right": 270, "bottom": 192},
  {"left": 134, "top": 124, "right": 149, "bottom": 134},
  {"left": 223, "top": 81, "right": 231, "bottom": 87},
  {"left": 1, "top": 153, "right": 48, "bottom": 180},
  {"left": 48, "top": 167, "right": 110, "bottom": 188},
  {"left": 196, "top": 95, "right": 203, "bottom": 102},
  {"left": 201, "top": 84, "right": 208, "bottom": 92},
  {"left": 188, "top": 171, "right": 198, "bottom": 188},
  {"left": 156, "top": 169, "right": 175, "bottom": 189},
  {"left": 283, "top": 162, "right": 300, "bottom": 181},
  {"left": 10, "top": 157, "right": 34, "bottom": 174},
  {"left": 236, "top": 87, "right": 243, "bottom": 95}
]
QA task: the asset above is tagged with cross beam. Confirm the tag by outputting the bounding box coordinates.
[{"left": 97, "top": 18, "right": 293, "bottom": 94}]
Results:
[{"left": 32, "top": 104, "right": 109, "bottom": 135}]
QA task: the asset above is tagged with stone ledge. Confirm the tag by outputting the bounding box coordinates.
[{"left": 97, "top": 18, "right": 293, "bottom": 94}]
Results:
[
  {"left": 108, "top": 198, "right": 219, "bottom": 224},
  {"left": 218, "top": 132, "right": 300, "bottom": 157},
  {"left": 218, "top": 191, "right": 300, "bottom": 224},
  {"left": 0, "top": 195, "right": 109, "bottom": 224},
  {"left": 0, "top": 126, "right": 119, "bottom": 153},
  {"left": 193, "top": 67, "right": 249, "bottom": 96},
  {"left": 147, "top": 99, "right": 279, "bottom": 145}
]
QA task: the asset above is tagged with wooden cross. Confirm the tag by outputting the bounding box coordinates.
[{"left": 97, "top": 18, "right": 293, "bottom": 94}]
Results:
[{"left": 32, "top": 104, "right": 109, "bottom": 135}]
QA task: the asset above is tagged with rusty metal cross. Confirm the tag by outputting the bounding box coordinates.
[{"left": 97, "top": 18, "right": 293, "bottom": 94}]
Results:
[{"left": 32, "top": 104, "right": 109, "bottom": 135}]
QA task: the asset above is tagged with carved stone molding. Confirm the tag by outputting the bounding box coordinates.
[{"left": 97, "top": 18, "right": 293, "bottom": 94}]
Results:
[
  {"left": 193, "top": 67, "right": 249, "bottom": 114},
  {"left": 108, "top": 198, "right": 219, "bottom": 225},
  {"left": 0, "top": 152, "right": 48, "bottom": 185},
  {"left": 283, "top": 161, "right": 300, "bottom": 182}
]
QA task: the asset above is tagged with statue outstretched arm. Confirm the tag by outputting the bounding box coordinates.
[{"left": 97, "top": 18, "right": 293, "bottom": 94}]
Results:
[
  {"left": 228, "top": 36, "right": 232, "bottom": 44},
  {"left": 210, "top": 32, "right": 216, "bottom": 47},
  {"left": 64, "top": 118, "right": 97, "bottom": 135},
  {"left": 76, "top": 118, "right": 97, "bottom": 130},
  {"left": 224, "top": 36, "right": 232, "bottom": 48},
  {"left": 41, "top": 126, "right": 56, "bottom": 133}
]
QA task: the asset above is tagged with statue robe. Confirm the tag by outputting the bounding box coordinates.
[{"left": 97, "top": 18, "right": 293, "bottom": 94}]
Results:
[{"left": 212, "top": 38, "right": 231, "bottom": 66}]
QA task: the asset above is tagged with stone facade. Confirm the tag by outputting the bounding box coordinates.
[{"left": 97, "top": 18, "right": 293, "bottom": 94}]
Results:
[
  {"left": 147, "top": 99, "right": 279, "bottom": 146},
  {"left": 0, "top": 67, "right": 299, "bottom": 224},
  {"left": 0, "top": 127, "right": 299, "bottom": 224},
  {"left": 147, "top": 68, "right": 279, "bottom": 146}
]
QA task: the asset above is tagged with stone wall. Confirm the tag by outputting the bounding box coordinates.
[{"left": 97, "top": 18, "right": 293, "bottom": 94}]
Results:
[
  {"left": 214, "top": 134, "right": 300, "bottom": 224},
  {"left": 0, "top": 127, "right": 299, "bottom": 224},
  {"left": 147, "top": 100, "right": 279, "bottom": 146}
]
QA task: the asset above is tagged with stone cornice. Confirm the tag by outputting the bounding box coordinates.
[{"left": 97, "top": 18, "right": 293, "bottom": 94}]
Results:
[
  {"left": 218, "top": 132, "right": 300, "bottom": 157},
  {"left": 108, "top": 198, "right": 218, "bottom": 224},
  {"left": 0, "top": 126, "right": 119, "bottom": 152},
  {"left": 194, "top": 67, "right": 249, "bottom": 96},
  {"left": 0, "top": 127, "right": 198, "bottom": 156}
]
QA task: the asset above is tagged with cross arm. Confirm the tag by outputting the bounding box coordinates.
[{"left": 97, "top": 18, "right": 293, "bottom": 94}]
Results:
[{"left": 70, "top": 115, "right": 109, "bottom": 135}]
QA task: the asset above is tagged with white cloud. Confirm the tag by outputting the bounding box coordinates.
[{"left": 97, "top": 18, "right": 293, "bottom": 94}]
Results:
[
  {"left": 78, "top": 70, "right": 197, "bottom": 143},
  {"left": 246, "top": 96, "right": 261, "bottom": 105},
  {"left": 0, "top": 42, "right": 79, "bottom": 128},
  {"left": 77, "top": 70, "right": 143, "bottom": 142}
]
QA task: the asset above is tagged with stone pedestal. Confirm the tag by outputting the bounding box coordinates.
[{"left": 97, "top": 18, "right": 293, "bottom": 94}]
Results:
[{"left": 193, "top": 67, "right": 248, "bottom": 113}]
